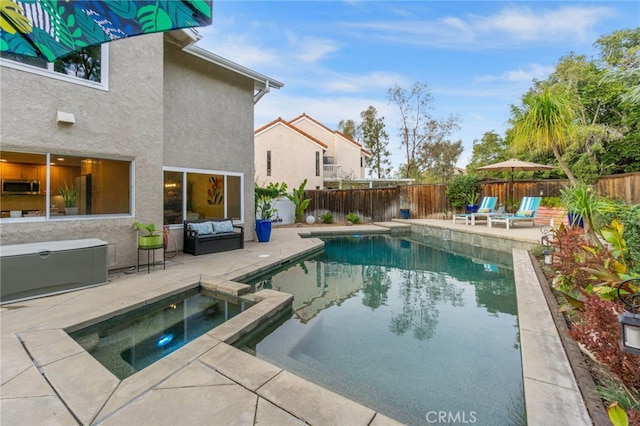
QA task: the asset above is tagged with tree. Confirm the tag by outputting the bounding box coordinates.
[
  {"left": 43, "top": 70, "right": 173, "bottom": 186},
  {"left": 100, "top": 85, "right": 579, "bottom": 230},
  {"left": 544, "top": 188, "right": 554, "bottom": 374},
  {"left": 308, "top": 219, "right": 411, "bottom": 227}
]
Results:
[
  {"left": 53, "top": 46, "right": 101, "bottom": 82},
  {"left": 420, "top": 140, "right": 463, "bottom": 184},
  {"left": 360, "top": 106, "right": 392, "bottom": 179},
  {"left": 387, "top": 82, "right": 460, "bottom": 179},
  {"left": 337, "top": 119, "right": 360, "bottom": 141},
  {"left": 508, "top": 84, "right": 580, "bottom": 185},
  {"left": 467, "top": 131, "right": 510, "bottom": 172}
]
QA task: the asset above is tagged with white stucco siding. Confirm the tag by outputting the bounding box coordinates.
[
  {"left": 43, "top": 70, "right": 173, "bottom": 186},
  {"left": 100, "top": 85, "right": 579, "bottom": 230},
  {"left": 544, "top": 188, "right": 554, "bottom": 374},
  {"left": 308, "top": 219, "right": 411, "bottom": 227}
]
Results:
[
  {"left": 288, "top": 117, "right": 336, "bottom": 157},
  {"left": 255, "top": 124, "right": 323, "bottom": 190},
  {"left": 0, "top": 34, "right": 164, "bottom": 269},
  {"left": 334, "top": 135, "right": 365, "bottom": 179}
]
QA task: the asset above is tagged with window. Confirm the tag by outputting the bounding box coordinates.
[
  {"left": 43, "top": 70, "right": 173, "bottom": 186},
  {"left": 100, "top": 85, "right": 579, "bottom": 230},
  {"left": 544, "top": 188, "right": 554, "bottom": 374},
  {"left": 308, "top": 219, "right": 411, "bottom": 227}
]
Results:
[
  {"left": 0, "top": 150, "right": 131, "bottom": 219},
  {"left": 163, "top": 169, "right": 243, "bottom": 225},
  {"left": 315, "top": 152, "right": 320, "bottom": 177},
  {"left": 0, "top": 45, "right": 108, "bottom": 89},
  {"left": 267, "top": 150, "right": 271, "bottom": 176}
]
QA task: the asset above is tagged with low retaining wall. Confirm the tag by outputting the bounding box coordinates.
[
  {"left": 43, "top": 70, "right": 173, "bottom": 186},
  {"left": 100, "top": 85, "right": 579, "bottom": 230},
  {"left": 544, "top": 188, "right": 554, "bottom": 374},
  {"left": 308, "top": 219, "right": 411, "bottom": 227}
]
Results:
[{"left": 408, "top": 223, "right": 539, "bottom": 252}]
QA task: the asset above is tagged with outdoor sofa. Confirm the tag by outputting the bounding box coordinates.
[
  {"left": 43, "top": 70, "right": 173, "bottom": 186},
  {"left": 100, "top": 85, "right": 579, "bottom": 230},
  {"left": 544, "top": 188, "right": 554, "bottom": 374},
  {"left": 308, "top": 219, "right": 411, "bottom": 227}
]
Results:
[{"left": 183, "top": 218, "right": 244, "bottom": 255}]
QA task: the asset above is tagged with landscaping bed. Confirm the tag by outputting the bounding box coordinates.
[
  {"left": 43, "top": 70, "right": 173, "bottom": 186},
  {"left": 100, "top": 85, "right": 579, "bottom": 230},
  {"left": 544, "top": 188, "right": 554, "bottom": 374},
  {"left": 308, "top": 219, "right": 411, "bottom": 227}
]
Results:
[{"left": 530, "top": 219, "right": 640, "bottom": 425}]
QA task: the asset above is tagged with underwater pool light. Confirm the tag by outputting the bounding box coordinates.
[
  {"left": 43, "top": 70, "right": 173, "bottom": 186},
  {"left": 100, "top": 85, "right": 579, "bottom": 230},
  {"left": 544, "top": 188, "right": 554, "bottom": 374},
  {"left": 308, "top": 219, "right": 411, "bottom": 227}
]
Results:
[{"left": 156, "top": 333, "right": 174, "bottom": 348}]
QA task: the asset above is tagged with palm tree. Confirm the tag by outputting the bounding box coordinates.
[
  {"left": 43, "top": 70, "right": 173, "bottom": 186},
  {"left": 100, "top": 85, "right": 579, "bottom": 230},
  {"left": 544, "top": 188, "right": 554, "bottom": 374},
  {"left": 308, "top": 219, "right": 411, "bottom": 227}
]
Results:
[{"left": 509, "top": 84, "right": 579, "bottom": 185}]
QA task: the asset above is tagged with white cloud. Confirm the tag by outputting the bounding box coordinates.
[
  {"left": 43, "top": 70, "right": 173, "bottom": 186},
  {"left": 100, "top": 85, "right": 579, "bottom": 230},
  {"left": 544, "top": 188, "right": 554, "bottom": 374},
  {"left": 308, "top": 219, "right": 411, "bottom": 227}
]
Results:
[
  {"left": 286, "top": 34, "right": 340, "bottom": 64},
  {"left": 321, "top": 71, "right": 408, "bottom": 93},
  {"left": 342, "top": 5, "right": 615, "bottom": 49},
  {"left": 470, "top": 5, "right": 611, "bottom": 42},
  {"left": 476, "top": 64, "right": 555, "bottom": 83}
]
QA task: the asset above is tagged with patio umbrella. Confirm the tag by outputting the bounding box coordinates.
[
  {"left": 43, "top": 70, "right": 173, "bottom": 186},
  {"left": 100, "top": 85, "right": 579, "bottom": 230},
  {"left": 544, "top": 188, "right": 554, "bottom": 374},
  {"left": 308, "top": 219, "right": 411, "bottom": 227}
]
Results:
[
  {"left": 1, "top": 0, "right": 212, "bottom": 62},
  {"left": 477, "top": 158, "right": 554, "bottom": 199}
]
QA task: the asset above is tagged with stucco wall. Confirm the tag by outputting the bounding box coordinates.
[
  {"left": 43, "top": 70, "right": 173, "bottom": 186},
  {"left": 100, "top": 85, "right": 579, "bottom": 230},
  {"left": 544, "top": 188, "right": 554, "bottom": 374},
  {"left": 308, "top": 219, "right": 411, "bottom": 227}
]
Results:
[
  {"left": 162, "top": 43, "right": 256, "bottom": 234},
  {"left": 0, "top": 35, "right": 164, "bottom": 269},
  {"left": 334, "top": 134, "right": 364, "bottom": 179},
  {"left": 255, "top": 123, "right": 324, "bottom": 190}
]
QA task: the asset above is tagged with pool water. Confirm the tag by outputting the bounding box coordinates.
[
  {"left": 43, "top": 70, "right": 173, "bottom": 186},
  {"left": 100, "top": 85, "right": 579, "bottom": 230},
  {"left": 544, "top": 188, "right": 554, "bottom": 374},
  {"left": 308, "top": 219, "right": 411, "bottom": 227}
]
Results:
[
  {"left": 242, "top": 235, "right": 525, "bottom": 426},
  {"left": 70, "top": 288, "right": 251, "bottom": 379}
]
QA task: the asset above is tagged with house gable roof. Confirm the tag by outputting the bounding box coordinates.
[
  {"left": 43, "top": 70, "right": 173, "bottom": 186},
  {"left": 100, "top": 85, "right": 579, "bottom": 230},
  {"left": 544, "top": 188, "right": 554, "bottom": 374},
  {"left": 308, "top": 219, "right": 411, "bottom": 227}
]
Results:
[
  {"left": 255, "top": 118, "right": 328, "bottom": 149},
  {"left": 289, "top": 113, "right": 371, "bottom": 157},
  {"left": 166, "top": 29, "right": 283, "bottom": 103}
]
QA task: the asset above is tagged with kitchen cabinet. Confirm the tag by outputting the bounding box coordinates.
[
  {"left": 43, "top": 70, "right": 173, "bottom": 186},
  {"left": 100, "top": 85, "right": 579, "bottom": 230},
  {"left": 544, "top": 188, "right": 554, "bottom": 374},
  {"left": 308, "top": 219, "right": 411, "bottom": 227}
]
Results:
[
  {"left": 51, "top": 166, "right": 80, "bottom": 194},
  {"left": 0, "top": 162, "right": 43, "bottom": 181}
]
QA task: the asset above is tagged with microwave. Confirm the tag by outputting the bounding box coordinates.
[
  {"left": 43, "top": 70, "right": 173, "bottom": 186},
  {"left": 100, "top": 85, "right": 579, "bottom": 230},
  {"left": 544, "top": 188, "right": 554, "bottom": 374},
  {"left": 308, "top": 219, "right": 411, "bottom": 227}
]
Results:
[{"left": 1, "top": 179, "right": 41, "bottom": 195}]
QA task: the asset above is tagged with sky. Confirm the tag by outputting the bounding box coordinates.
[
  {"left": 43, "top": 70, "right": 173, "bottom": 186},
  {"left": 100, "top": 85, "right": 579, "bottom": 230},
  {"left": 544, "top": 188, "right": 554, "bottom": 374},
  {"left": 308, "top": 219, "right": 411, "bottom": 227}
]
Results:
[{"left": 195, "top": 1, "right": 639, "bottom": 172}]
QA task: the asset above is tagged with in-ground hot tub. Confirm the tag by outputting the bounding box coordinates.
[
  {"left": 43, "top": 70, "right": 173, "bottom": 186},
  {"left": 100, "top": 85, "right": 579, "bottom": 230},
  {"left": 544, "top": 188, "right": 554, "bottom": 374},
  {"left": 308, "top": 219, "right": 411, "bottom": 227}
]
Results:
[{"left": 0, "top": 238, "right": 108, "bottom": 304}]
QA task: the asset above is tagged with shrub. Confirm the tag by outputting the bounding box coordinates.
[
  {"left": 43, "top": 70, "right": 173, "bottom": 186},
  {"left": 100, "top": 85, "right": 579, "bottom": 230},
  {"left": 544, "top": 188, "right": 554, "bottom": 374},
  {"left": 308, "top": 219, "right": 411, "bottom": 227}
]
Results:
[
  {"left": 345, "top": 212, "right": 360, "bottom": 224},
  {"left": 445, "top": 175, "right": 480, "bottom": 210},
  {"left": 569, "top": 294, "right": 640, "bottom": 392},
  {"left": 551, "top": 225, "right": 613, "bottom": 288},
  {"left": 620, "top": 204, "right": 640, "bottom": 272},
  {"left": 319, "top": 211, "right": 333, "bottom": 224},
  {"left": 541, "top": 196, "right": 562, "bottom": 208}
]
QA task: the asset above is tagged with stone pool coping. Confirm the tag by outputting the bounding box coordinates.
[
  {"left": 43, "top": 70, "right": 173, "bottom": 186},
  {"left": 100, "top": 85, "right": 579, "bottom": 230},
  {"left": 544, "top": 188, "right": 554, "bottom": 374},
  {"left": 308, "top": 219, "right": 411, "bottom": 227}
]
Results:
[{"left": 1, "top": 221, "right": 593, "bottom": 425}]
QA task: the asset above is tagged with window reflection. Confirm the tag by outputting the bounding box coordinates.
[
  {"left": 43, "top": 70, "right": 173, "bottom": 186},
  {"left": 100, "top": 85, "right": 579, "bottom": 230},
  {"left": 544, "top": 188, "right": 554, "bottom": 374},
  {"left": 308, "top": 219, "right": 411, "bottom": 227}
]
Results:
[{"left": 163, "top": 170, "right": 242, "bottom": 225}]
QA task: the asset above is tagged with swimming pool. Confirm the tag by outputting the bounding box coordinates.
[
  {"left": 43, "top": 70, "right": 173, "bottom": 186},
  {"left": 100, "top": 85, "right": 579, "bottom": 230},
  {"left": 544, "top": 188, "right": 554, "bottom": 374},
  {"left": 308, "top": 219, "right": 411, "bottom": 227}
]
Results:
[{"left": 241, "top": 235, "right": 525, "bottom": 425}]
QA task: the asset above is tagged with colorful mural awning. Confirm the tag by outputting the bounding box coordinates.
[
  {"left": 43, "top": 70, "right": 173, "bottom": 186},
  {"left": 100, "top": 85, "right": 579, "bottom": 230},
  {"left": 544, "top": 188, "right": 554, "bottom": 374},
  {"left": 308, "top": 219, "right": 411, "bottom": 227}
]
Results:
[{"left": 0, "top": 0, "right": 212, "bottom": 62}]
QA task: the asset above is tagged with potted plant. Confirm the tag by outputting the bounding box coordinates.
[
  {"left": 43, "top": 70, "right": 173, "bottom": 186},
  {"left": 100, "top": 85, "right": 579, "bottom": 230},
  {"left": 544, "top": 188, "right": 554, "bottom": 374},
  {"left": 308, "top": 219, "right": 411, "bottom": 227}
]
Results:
[
  {"left": 59, "top": 181, "right": 78, "bottom": 215},
  {"left": 399, "top": 195, "right": 410, "bottom": 219},
  {"left": 134, "top": 222, "right": 163, "bottom": 248},
  {"left": 560, "top": 182, "right": 617, "bottom": 245},
  {"left": 255, "top": 182, "right": 287, "bottom": 242},
  {"left": 465, "top": 191, "right": 480, "bottom": 214}
]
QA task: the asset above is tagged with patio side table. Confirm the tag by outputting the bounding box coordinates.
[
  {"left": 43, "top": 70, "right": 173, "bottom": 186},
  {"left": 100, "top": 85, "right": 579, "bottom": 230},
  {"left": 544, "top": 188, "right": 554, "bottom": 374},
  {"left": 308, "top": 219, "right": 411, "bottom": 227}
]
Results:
[{"left": 137, "top": 244, "right": 165, "bottom": 274}]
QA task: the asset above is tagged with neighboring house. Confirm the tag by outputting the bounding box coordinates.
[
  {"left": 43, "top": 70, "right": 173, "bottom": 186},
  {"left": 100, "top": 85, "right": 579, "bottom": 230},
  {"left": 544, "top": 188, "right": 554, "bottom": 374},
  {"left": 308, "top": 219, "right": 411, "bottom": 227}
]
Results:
[
  {"left": 255, "top": 113, "right": 371, "bottom": 189},
  {"left": 0, "top": 29, "right": 282, "bottom": 269}
]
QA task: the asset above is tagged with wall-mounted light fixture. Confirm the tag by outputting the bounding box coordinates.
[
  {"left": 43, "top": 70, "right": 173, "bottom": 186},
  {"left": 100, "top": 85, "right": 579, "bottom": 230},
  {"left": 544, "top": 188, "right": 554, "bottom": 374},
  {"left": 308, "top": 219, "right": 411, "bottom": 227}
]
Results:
[
  {"left": 618, "top": 278, "right": 640, "bottom": 356},
  {"left": 56, "top": 111, "right": 75, "bottom": 125}
]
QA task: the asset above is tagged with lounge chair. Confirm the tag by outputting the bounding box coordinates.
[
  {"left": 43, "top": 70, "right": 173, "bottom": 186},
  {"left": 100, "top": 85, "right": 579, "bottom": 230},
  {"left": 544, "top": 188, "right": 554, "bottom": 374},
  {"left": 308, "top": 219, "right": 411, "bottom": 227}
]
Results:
[
  {"left": 470, "top": 201, "right": 505, "bottom": 225},
  {"left": 488, "top": 197, "right": 542, "bottom": 229},
  {"left": 452, "top": 196, "right": 498, "bottom": 225}
]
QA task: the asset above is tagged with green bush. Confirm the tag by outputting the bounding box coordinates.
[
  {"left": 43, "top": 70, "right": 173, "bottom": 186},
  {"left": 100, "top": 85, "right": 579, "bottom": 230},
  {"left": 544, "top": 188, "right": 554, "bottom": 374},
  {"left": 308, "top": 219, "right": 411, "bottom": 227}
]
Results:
[
  {"left": 540, "top": 196, "right": 562, "bottom": 208},
  {"left": 620, "top": 204, "right": 640, "bottom": 272},
  {"left": 319, "top": 211, "right": 333, "bottom": 224},
  {"left": 345, "top": 212, "right": 361, "bottom": 224},
  {"left": 445, "top": 175, "right": 480, "bottom": 210}
]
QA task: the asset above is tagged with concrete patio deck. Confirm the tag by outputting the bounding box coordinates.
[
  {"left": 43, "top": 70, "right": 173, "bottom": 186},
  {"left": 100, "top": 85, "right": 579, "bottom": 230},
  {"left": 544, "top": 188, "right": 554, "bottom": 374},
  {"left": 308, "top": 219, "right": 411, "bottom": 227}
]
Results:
[{"left": 1, "top": 219, "right": 592, "bottom": 425}]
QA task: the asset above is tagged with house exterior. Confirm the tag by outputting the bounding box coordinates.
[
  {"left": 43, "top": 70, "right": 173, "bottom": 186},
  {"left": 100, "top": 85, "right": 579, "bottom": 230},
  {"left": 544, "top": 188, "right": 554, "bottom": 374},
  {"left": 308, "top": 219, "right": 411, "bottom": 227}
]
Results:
[
  {"left": 255, "top": 113, "right": 371, "bottom": 190},
  {"left": 0, "top": 29, "right": 282, "bottom": 270}
]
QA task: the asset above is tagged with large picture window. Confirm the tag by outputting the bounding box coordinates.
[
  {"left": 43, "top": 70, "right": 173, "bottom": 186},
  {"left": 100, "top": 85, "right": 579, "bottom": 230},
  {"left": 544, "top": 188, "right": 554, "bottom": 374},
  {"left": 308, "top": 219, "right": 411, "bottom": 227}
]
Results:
[
  {"left": 163, "top": 169, "right": 243, "bottom": 226},
  {"left": 0, "top": 150, "right": 131, "bottom": 219}
]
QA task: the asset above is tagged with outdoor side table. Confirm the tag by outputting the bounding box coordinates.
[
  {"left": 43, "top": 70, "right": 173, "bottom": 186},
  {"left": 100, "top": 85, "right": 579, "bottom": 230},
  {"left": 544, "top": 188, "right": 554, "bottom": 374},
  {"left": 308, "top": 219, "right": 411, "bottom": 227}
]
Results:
[{"left": 137, "top": 244, "right": 165, "bottom": 273}]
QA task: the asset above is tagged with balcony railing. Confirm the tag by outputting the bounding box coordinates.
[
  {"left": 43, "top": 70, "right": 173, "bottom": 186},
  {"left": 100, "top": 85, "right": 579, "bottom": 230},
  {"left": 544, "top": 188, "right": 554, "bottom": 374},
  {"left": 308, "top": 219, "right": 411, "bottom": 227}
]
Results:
[{"left": 323, "top": 164, "right": 342, "bottom": 179}]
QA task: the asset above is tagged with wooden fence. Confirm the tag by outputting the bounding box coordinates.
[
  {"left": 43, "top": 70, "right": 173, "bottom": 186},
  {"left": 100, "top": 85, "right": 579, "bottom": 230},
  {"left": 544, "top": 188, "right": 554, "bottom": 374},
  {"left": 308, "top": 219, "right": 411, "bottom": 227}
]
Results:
[{"left": 304, "top": 172, "right": 640, "bottom": 222}]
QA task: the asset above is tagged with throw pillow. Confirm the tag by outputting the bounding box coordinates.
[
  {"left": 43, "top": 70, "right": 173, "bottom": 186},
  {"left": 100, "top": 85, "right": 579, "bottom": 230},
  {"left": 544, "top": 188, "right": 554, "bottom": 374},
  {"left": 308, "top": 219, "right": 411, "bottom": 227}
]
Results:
[
  {"left": 477, "top": 208, "right": 491, "bottom": 213},
  {"left": 189, "top": 221, "right": 214, "bottom": 235},
  {"left": 515, "top": 210, "right": 534, "bottom": 218},
  {"left": 212, "top": 220, "right": 234, "bottom": 234}
]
